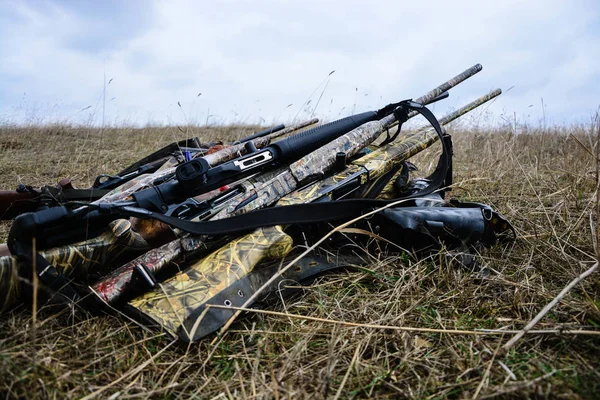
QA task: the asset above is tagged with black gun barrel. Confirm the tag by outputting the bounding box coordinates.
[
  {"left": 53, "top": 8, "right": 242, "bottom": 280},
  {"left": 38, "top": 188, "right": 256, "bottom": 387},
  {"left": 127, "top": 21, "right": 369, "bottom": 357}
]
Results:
[{"left": 268, "top": 112, "right": 377, "bottom": 161}]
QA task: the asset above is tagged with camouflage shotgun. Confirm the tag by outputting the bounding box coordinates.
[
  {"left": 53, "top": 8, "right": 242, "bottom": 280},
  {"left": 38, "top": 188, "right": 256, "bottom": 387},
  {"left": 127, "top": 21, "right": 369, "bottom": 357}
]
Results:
[
  {"left": 279, "top": 89, "right": 503, "bottom": 206},
  {"left": 123, "top": 89, "right": 510, "bottom": 341},
  {"left": 90, "top": 64, "right": 484, "bottom": 307}
]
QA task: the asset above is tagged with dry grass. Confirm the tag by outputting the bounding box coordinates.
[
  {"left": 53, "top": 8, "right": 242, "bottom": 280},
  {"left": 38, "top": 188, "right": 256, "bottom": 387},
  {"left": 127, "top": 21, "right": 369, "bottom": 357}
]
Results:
[{"left": 1, "top": 123, "right": 599, "bottom": 399}]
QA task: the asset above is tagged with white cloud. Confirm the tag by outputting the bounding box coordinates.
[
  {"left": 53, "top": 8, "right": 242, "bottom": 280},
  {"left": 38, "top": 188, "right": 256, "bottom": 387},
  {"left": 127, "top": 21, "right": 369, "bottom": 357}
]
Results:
[{"left": 0, "top": 0, "right": 598, "bottom": 126}]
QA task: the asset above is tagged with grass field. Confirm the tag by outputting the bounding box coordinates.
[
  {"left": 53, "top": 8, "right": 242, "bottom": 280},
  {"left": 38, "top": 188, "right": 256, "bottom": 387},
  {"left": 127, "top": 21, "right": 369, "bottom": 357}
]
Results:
[{"left": 0, "top": 123, "right": 599, "bottom": 399}]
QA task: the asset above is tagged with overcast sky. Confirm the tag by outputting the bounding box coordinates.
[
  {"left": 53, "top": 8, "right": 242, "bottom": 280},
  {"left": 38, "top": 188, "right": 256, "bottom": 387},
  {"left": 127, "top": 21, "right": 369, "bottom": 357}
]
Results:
[{"left": 0, "top": 0, "right": 598, "bottom": 127}]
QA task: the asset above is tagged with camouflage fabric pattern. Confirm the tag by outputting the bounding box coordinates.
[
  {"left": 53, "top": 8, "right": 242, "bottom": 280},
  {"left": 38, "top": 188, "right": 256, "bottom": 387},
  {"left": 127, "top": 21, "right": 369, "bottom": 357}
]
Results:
[
  {"left": 377, "top": 166, "right": 408, "bottom": 200},
  {"left": 0, "top": 219, "right": 146, "bottom": 281},
  {"left": 39, "top": 219, "right": 148, "bottom": 279},
  {"left": 128, "top": 226, "right": 293, "bottom": 337},
  {"left": 92, "top": 231, "right": 227, "bottom": 305},
  {"left": 0, "top": 219, "right": 148, "bottom": 311},
  {"left": 277, "top": 167, "right": 365, "bottom": 206}
]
